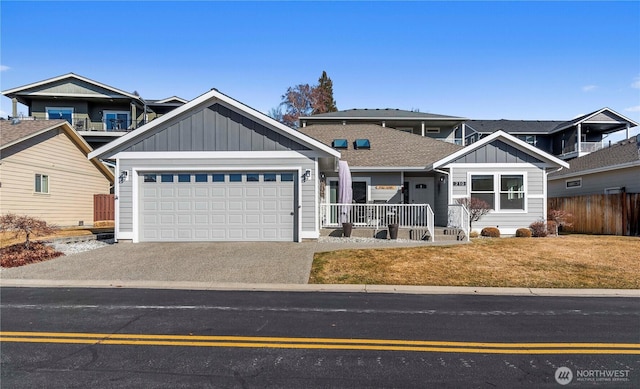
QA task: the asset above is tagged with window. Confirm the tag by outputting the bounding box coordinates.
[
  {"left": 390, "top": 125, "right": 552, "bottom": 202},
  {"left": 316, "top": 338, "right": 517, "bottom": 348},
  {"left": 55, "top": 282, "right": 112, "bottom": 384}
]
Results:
[
  {"left": 518, "top": 135, "right": 537, "bottom": 146},
  {"left": 144, "top": 174, "right": 156, "bottom": 183},
  {"left": 104, "top": 111, "right": 130, "bottom": 131},
  {"left": 264, "top": 173, "right": 277, "bottom": 182},
  {"left": 397, "top": 127, "right": 414, "bottom": 134},
  {"left": 332, "top": 139, "right": 348, "bottom": 149},
  {"left": 195, "top": 174, "right": 208, "bottom": 183},
  {"left": 34, "top": 174, "right": 49, "bottom": 193},
  {"left": 425, "top": 127, "right": 440, "bottom": 133},
  {"left": 354, "top": 139, "right": 371, "bottom": 149},
  {"left": 46, "top": 107, "right": 73, "bottom": 124},
  {"left": 229, "top": 174, "right": 242, "bottom": 182},
  {"left": 566, "top": 178, "right": 581, "bottom": 189},
  {"left": 281, "top": 173, "right": 294, "bottom": 182},
  {"left": 246, "top": 173, "right": 259, "bottom": 182},
  {"left": 500, "top": 175, "right": 525, "bottom": 210},
  {"left": 161, "top": 174, "right": 173, "bottom": 183},
  {"left": 471, "top": 175, "right": 494, "bottom": 209},
  {"left": 471, "top": 174, "right": 526, "bottom": 211},
  {"left": 212, "top": 174, "right": 225, "bottom": 182},
  {"left": 178, "top": 174, "right": 190, "bottom": 183}
]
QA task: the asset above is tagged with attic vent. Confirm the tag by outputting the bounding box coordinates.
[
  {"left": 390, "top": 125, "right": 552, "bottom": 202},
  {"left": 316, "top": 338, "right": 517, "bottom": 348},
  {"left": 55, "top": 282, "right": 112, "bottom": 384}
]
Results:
[
  {"left": 332, "top": 139, "right": 348, "bottom": 149},
  {"left": 354, "top": 139, "right": 371, "bottom": 149}
]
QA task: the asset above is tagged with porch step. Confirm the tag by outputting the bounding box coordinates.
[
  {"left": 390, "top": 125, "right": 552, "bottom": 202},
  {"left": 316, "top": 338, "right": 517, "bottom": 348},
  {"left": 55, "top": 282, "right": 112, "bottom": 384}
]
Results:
[{"left": 320, "top": 227, "right": 467, "bottom": 242}]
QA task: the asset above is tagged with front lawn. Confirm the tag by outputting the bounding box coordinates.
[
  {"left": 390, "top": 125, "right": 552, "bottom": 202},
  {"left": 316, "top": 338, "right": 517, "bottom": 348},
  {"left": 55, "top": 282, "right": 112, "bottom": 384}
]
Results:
[{"left": 309, "top": 235, "right": 640, "bottom": 289}]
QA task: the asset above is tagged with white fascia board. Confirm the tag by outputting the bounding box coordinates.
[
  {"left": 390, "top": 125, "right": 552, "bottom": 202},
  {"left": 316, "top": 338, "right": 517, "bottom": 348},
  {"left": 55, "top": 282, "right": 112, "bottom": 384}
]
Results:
[
  {"left": 2, "top": 73, "right": 140, "bottom": 101},
  {"left": 89, "top": 88, "right": 341, "bottom": 160},
  {"left": 113, "top": 150, "right": 314, "bottom": 160},
  {"left": 430, "top": 130, "right": 569, "bottom": 170},
  {"left": 154, "top": 96, "right": 188, "bottom": 104},
  {"left": 548, "top": 161, "right": 640, "bottom": 180},
  {"left": 552, "top": 108, "right": 639, "bottom": 133}
]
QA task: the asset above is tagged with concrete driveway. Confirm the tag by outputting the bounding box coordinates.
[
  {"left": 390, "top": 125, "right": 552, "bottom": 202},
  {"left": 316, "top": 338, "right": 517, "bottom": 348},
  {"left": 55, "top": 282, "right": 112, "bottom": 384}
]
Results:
[{"left": 1, "top": 242, "right": 319, "bottom": 284}]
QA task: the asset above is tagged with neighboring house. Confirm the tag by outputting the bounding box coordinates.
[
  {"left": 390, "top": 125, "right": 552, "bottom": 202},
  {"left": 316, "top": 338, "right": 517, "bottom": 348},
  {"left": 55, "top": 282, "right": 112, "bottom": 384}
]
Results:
[
  {"left": 88, "top": 89, "right": 340, "bottom": 243},
  {"left": 300, "top": 109, "right": 467, "bottom": 145},
  {"left": 0, "top": 119, "right": 114, "bottom": 227},
  {"left": 548, "top": 135, "right": 640, "bottom": 197},
  {"left": 463, "top": 108, "right": 638, "bottom": 160},
  {"left": 302, "top": 107, "right": 638, "bottom": 161},
  {"left": 2, "top": 73, "right": 185, "bottom": 149},
  {"left": 300, "top": 124, "right": 569, "bottom": 235}
]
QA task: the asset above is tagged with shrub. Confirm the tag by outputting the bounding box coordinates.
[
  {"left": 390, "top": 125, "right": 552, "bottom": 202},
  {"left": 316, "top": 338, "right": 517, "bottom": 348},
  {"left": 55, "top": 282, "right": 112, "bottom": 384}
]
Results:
[
  {"left": 456, "top": 197, "right": 491, "bottom": 230},
  {"left": 529, "top": 220, "right": 548, "bottom": 237},
  {"left": 546, "top": 220, "right": 558, "bottom": 236},
  {"left": 0, "top": 213, "right": 58, "bottom": 249},
  {"left": 515, "top": 228, "right": 532, "bottom": 238},
  {"left": 481, "top": 227, "right": 501, "bottom": 238},
  {"left": 0, "top": 242, "right": 64, "bottom": 268},
  {"left": 548, "top": 209, "right": 574, "bottom": 234}
]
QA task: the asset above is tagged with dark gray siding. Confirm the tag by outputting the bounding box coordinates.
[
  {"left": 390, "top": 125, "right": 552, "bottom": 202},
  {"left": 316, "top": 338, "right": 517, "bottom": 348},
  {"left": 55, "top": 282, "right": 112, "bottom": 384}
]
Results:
[
  {"left": 123, "top": 104, "right": 311, "bottom": 152},
  {"left": 452, "top": 140, "right": 545, "bottom": 164}
]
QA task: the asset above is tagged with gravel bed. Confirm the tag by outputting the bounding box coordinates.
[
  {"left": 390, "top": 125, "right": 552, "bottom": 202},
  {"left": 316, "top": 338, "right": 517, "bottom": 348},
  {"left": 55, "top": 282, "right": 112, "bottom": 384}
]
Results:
[{"left": 49, "top": 239, "right": 115, "bottom": 255}]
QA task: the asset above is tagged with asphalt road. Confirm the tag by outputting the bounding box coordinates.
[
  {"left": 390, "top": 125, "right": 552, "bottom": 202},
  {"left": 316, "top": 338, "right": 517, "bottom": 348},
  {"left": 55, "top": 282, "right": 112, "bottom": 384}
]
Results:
[{"left": 1, "top": 288, "right": 639, "bottom": 388}]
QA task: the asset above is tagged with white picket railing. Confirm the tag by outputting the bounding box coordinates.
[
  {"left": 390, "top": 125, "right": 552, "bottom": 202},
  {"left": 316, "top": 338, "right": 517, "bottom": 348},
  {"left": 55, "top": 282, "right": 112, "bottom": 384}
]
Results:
[
  {"left": 320, "top": 203, "right": 434, "bottom": 237},
  {"left": 447, "top": 204, "right": 470, "bottom": 242}
]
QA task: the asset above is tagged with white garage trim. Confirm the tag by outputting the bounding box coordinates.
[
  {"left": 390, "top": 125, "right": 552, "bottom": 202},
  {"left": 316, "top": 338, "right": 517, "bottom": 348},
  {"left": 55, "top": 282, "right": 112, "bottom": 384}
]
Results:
[{"left": 131, "top": 166, "right": 302, "bottom": 243}]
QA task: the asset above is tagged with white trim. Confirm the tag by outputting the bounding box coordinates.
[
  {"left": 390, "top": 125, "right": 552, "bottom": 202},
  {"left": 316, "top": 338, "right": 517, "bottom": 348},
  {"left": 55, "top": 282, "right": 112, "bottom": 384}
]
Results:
[
  {"left": 2, "top": 73, "right": 142, "bottom": 100},
  {"left": 431, "top": 130, "right": 569, "bottom": 170},
  {"left": 467, "top": 171, "right": 528, "bottom": 213},
  {"left": 442, "top": 163, "right": 542, "bottom": 169},
  {"left": 296, "top": 167, "right": 302, "bottom": 243},
  {"left": 132, "top": 168, "right": 139, "bottom": 243},
  {"left": 118, "top": 232, "right": 133, "bottom": 240},
  {"left": 313, "top": 158, "right": 320, "bottom": 236},
  {"left": 89, "top": 88, "right": 340, "bottom": 159},
  {"left": 551, "top": 107, "right": 639, "bottom": 132},
  {"left": 153, "top": 96, "right": 188, "bottom": 104},
  {"left": 114, "top": 159, "right": 121, "bottom": 242},
  {"left": 45, "top": 106, "right": 74, "bottom": 124},
  {"left": 565, "top": 178, "right": 582, "bottom": 189},
  {"left": 113, "top": 151, "right": 315, "bottom": 160},
  {"left": 349, "top": 166, "right": 427, "bottom": 172}
]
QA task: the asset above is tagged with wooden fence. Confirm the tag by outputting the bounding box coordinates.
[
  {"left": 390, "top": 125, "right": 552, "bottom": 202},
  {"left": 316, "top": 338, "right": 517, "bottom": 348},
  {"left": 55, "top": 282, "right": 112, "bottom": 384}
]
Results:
[
  {"left": 93, "top": 194, "right": 115, "bottom": 222},
  {"left": 548, "top": 193, "right": 640, "bottom": 236}
]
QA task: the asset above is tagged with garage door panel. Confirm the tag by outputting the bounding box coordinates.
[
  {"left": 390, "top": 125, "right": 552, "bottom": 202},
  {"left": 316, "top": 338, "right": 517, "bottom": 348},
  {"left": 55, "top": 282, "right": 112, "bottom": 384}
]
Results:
[{"left": 140, "top": 172, "right": 295, "bottom": 242}]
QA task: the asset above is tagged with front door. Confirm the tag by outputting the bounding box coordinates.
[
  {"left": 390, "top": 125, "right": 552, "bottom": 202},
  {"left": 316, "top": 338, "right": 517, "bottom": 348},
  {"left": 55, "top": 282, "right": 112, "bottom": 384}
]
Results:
[{"left": 408, "top": 177, "right": 434, "bottom": 206}]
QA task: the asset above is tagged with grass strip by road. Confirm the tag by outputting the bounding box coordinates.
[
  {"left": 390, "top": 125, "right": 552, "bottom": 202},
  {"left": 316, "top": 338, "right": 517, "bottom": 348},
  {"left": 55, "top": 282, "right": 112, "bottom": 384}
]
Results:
[
  {"left": 2, "top": 331, "right": 639, "bottom": 355},
  {"left": 310, "top": 235, "right": 640, "bottom": 289}
]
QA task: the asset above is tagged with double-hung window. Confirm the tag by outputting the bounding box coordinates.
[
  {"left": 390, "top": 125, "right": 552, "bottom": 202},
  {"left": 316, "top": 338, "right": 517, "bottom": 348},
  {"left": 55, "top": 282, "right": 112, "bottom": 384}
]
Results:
[
  {"left": 470, "top": 174, "right": 525, "bottom": 211},
  {"left": 35, "top": 174, "right": 49, "bottom": 194}
]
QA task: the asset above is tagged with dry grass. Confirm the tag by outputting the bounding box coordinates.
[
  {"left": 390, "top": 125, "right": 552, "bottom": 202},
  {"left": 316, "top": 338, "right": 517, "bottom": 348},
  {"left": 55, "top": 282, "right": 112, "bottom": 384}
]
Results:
[
  {"left": 310, "top": 235, "right": 640, "bottom": 289},
  {"left": 0, "top": 229, "right": 93, "bottom": 249}
]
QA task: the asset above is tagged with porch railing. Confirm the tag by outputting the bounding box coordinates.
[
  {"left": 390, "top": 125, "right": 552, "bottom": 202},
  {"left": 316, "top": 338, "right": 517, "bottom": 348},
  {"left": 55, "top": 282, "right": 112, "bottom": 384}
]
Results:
[
  {"left": 447, "top": 204, "right": 470, "bottom": 242},
  {"left": 321, "top": 203, "right": 434, "bottom": 237}
]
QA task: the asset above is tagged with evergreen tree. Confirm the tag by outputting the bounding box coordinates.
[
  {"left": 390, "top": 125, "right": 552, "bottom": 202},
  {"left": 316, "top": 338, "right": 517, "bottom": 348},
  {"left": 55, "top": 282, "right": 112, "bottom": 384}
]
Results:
[{"left": 314, "top": 71, "right": 337, "bottom": 114}]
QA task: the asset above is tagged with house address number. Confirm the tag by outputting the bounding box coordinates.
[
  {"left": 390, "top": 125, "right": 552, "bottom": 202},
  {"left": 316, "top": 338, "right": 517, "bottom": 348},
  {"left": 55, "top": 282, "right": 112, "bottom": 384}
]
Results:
[{"left": 452, "top": 181, "right": 466, "bottom": 187}]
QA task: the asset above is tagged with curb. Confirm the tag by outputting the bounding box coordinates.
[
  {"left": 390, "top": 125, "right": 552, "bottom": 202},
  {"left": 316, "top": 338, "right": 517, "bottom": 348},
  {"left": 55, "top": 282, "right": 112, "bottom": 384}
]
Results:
[{"left": 1, "top": 279, "right": 638, "bottom": 297}]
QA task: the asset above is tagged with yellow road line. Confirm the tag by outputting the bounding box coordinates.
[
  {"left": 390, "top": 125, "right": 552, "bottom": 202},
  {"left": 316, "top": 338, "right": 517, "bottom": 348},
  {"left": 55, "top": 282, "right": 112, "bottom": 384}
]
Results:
[{"left": 1, "top": 332, "right": 639, "bottom": 355}]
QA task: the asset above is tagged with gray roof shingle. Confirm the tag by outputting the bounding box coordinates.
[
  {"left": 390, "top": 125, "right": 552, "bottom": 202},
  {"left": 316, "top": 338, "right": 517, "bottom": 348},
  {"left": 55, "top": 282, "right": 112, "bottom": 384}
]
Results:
[
  {"left": 549, "top": 137, "right": 640, "bottom": 177},
  {"left": 298, "top": 124, "right": 463, "bottom": 168},
  {"left": 302, "top": 108, "right": 465, "bottom": 120},
  {"left": 0, "top": 119, "right": 68, "bottom": 147},
  {"left": 465, "top": 120, "right": 565, "bottom": 134}
]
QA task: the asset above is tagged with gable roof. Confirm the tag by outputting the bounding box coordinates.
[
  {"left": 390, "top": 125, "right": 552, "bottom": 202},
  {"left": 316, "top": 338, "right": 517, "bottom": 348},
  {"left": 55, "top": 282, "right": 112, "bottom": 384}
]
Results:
[
  {"left": 298, "top": 124, "right": 463, "bottom": 170},
  {"left": 465, "top": 120, "right": 564, "bottom": 135},
  {"left": 301, "top": 108, "right": 467, "bottom": 121},
  {"left": 89, "top": 88, "right": 340, "bottom": 159},
  {"left": 148, "top": 96, "right": 188, "bottom": 104},
  {"left": 551, "top": 107, "right": 639, "bottom": 133},
  {"left": 549, "top": 136, "right": 640, "bottom": 179},
  {"left": 430, "top": 130, "right": 569, "bottom": 170},
  {"left": 0, "top": 119, "right": 114, "bottom": 182},
  {"left": 2, "top": 73, "right": 142, "bottom": 101}
]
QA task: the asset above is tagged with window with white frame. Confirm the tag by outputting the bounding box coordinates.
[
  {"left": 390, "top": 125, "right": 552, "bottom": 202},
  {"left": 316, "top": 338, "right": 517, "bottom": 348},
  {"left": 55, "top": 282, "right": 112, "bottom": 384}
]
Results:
[
  {"left": 46, "top": 107, "right": 73, "bottom": 124},
  {"left": 566, "top": 178, "right": 581, "bottom": 189},
  {"left": 35, "top": 174, "right": 49, "bottom": 193},
  {"left": 470, "top": 173, "right": 526, "bottom": 211}
]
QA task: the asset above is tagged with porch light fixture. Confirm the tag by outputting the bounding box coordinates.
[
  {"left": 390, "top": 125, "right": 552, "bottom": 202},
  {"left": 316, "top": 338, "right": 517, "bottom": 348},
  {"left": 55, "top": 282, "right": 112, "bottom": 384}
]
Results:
[{"left": 440, "top": 176, "right": 445, "bottom": 183}]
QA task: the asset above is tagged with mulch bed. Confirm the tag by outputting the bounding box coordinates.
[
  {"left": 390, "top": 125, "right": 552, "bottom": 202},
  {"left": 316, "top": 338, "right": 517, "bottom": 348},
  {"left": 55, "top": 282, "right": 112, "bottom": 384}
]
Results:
[{"left": 0, "top": 242, "right": 64, "bottom": 268}]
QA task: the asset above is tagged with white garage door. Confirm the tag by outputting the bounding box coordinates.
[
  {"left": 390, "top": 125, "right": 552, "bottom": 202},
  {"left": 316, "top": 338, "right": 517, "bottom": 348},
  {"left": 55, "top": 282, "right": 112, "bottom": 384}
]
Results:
[{"left": 139, "top": 172, "right": 296, "bottom": 242}]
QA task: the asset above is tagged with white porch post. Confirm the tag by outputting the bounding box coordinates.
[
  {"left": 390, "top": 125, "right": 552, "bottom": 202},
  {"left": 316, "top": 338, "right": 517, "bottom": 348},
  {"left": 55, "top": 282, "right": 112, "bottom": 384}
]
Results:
[
  {"left": 626, "top": 123, "right": 630, "bottom": 140},
  {"left": 382, "top": 121, "right": 386, "bottom": 127},
  {"left": 461, "top": 123, "right": 466, "bottom": 145},
  {"left": 11, "top": 98, "right": 18, "bottom": 117},
  {"left": 577, "top": 123, "right": 582, "bottom": 154},
  {"left": 130, "top": 102, "right": 137, "bottom": 129},
  {"left": 421, "top": 121, "right": 425, "bottom": 137}
]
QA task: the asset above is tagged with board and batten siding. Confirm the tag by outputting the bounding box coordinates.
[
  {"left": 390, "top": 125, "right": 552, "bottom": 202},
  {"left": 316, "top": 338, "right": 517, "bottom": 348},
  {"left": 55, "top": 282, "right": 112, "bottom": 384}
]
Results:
[
  {"left": 122, "top": 103, "right": 310, "bottom": 153},
  {"left": 0, "top": 130, "right": 111, "bottom": 226},
  {"left": 450, "top": 165, "right": 546, "bottom": 234},
  {"left": 117, "top": 156, "right": 317, "bottom": 237},
  {"left": 548, "top": 166, "right": 640, "bottom": 197}
]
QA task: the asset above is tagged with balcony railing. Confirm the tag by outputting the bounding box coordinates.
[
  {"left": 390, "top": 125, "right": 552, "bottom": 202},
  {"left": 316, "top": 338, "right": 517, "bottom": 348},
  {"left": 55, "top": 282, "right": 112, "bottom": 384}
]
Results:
[
  {"left": 561, "top": 141, "right": 608, "bottom": 156},
  {"left": 440, "top": 138, "right": 464, "bottom": 146},
  {"left": 19, "top": 115, "right": 145, "bottom": 132},
  {"left": 321, "top": 203, "right": 434, "bottom": 237}
]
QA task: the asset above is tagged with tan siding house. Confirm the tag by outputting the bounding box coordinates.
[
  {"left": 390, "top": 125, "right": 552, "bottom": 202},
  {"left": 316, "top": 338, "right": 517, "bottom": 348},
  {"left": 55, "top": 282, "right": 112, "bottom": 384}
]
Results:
[{"left": 0, "top": 119, "right": 113, "bottom": 227}]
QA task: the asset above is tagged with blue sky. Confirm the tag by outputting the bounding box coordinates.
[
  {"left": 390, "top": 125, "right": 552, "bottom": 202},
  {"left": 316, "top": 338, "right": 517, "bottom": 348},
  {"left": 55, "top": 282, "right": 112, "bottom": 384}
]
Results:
[{"left": 2, "top": 1, "right": 639, "bottom": 139}]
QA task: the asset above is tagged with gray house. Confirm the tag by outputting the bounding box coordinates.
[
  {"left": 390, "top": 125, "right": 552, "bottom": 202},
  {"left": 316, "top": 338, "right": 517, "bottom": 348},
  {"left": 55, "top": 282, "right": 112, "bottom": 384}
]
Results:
[
  {"left": 89, "top": 88, "right": 339, "bottom": 242},
  {"left": 548, "top": 135, "right": 640, "bottom": 197}
]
